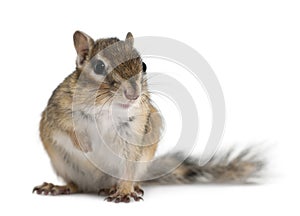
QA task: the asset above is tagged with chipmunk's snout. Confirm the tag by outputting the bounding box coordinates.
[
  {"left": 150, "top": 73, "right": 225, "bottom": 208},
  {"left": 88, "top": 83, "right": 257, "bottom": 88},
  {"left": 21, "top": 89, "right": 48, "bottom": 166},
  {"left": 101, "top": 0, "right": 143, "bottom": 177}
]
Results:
[{"left": 123, "top": 77, "right": 140, "bottom": 101}]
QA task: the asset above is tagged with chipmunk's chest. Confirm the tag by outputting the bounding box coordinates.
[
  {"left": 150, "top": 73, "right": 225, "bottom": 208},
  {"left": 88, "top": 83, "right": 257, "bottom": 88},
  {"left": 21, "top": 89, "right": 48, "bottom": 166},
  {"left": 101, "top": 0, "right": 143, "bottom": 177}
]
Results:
[
  {"left": 77, "top": 107, "right": 140, "bottom": 145},
  {"left": 77, "top": 107, "right": 145, "bottom": 150},
  {"left": 70, "top": 107, "right": 145, "bottom": 177}
]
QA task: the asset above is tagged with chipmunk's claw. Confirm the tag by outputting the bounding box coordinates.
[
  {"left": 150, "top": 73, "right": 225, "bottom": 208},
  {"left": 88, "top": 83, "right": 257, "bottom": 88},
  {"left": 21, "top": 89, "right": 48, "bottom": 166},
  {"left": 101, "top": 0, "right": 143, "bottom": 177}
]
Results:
[
  {"left": 98, "top": 186, "right": 117, "bottom": 196},
  {"left": 32, "top": 182, "right": 50, "bottom": 194},
  {"left": 134, "top": 185, "right": 144, "bottom": 196},
  {"left": 131, "top": 192, "right": 144, "bottom": 201},
  {"left": 115, "top": 195, "right": 130, "bottom": 203}
]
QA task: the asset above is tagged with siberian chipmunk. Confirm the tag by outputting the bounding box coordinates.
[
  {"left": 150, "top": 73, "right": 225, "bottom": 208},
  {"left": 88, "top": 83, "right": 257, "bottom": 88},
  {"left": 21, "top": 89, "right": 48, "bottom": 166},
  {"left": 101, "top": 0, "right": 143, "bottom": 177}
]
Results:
[{"left": 33, "top": 31, "right": 264, "bottom": 203}]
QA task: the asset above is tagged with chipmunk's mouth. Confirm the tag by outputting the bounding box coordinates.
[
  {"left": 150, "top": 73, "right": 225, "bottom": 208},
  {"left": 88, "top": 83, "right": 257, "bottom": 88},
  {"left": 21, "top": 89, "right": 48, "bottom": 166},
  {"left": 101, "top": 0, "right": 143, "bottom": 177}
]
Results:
[{"left": 117, "top": 103, "right": 131, "bottom": 109}]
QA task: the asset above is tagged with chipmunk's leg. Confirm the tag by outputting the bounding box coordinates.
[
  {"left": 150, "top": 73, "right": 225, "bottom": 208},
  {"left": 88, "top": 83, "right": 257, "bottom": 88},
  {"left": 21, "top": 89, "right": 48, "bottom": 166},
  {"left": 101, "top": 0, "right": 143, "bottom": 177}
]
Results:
[
  {"left": 105, "top": 141, "right": 158, "bottom": 203},
  {"left": 32, "top": 182, "right": 78, "bottom": 195},
  {"left": 104, "top": 159, "right": 143, "bottom": 203},
  {"left": 105, "top": 109, "right": 160, "bottom": 203}
]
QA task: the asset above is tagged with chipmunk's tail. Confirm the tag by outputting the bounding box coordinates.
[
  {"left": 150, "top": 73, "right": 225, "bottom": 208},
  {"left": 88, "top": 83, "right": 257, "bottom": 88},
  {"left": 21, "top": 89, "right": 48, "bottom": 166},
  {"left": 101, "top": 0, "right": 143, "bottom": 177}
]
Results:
[{"left": 144, "top": 147, "right": 265, "bottom": 185}]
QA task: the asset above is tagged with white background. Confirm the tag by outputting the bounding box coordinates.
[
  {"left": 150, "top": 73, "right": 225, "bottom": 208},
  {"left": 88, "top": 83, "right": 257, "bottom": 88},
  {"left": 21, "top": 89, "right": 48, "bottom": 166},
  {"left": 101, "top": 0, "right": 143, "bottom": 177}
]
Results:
[{"left": 0, "top": 0, "right": 299, "bottom": 215}]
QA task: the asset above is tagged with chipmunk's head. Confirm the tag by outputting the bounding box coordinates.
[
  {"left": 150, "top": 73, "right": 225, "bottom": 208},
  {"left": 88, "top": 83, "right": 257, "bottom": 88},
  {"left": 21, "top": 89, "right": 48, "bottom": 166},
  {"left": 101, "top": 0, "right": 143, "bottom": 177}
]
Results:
[{"left": 73, "top": 31, "right": 148, "bottom": 110}]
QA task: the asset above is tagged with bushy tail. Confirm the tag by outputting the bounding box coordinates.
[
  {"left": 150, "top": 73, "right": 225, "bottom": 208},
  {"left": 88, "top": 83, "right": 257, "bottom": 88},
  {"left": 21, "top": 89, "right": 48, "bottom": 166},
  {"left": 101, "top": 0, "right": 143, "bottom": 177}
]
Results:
[{"left": 144, "top": 147, "right": 265, "bottom": 185}]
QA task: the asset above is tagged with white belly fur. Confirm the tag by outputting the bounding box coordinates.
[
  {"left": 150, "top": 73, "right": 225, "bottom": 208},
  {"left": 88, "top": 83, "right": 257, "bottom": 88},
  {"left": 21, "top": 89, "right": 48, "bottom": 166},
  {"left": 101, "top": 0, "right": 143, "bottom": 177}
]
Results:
[{"left": 50, "top": 107, "right": 141, "bottom": 192}]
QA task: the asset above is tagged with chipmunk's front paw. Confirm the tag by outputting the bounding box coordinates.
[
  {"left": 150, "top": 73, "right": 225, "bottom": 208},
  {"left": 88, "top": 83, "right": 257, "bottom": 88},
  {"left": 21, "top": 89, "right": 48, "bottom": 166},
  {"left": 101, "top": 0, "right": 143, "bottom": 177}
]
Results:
[
  {"left": 98, "top": 185, "right": 117, "bottom": 196},
  {"left": 104, "top": 189, "right": 143, "bottom": 203}
]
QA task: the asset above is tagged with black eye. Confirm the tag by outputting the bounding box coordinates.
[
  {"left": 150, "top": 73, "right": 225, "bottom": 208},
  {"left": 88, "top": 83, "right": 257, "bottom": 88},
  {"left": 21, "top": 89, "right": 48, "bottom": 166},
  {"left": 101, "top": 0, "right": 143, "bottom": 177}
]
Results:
[
  {"left": 142, "top": 62, "right": 147, "bottom": 73},
  {"left": 94, "top": 60, "right": 106, "bottom": 75}
]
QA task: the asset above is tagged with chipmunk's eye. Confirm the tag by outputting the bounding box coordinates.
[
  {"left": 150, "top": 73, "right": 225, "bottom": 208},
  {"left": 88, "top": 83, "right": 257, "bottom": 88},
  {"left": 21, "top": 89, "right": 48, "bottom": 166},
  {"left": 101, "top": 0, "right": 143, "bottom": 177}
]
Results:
[
  {"left": 94, "top": 60, "right": 106, "bottom": 75},
  {"left": 142, "top": 62, "right": 147, "bottom": 73}
]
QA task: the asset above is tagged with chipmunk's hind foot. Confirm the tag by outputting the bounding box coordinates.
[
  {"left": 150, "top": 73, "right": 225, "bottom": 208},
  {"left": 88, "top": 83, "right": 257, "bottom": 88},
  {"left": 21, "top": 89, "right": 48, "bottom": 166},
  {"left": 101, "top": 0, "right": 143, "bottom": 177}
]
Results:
[{"left": 32, "top": 182, "right": 78, "bottom": 195}]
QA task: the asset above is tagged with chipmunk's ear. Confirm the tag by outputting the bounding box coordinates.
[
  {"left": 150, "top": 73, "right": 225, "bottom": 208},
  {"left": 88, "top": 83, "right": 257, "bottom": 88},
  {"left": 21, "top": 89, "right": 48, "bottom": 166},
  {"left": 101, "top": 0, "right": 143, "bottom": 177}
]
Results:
[
  {"left": 73, "top": 31, "right": 94, "bottom": 67},
  {"left": 125, "top": 32, "right": 134, "bottom": 47}
]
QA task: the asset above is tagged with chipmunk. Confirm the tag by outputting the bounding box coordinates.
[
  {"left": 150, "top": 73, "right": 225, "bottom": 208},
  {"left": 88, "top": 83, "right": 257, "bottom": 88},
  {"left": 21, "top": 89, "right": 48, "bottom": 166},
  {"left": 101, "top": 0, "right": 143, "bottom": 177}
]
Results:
[{"left": 33, "top": 31, "right": 264, "bottom": 203}]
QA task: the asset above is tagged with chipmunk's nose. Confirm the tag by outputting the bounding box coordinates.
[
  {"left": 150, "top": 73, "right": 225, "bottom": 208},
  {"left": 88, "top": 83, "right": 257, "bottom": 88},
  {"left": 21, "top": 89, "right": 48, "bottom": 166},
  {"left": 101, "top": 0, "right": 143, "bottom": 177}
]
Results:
[
  {"left": 124, "top": 77, "right": 140, "bottom": 101},
  {"left": 124, "top": 89, "right": 139, "bottom": 100}
]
